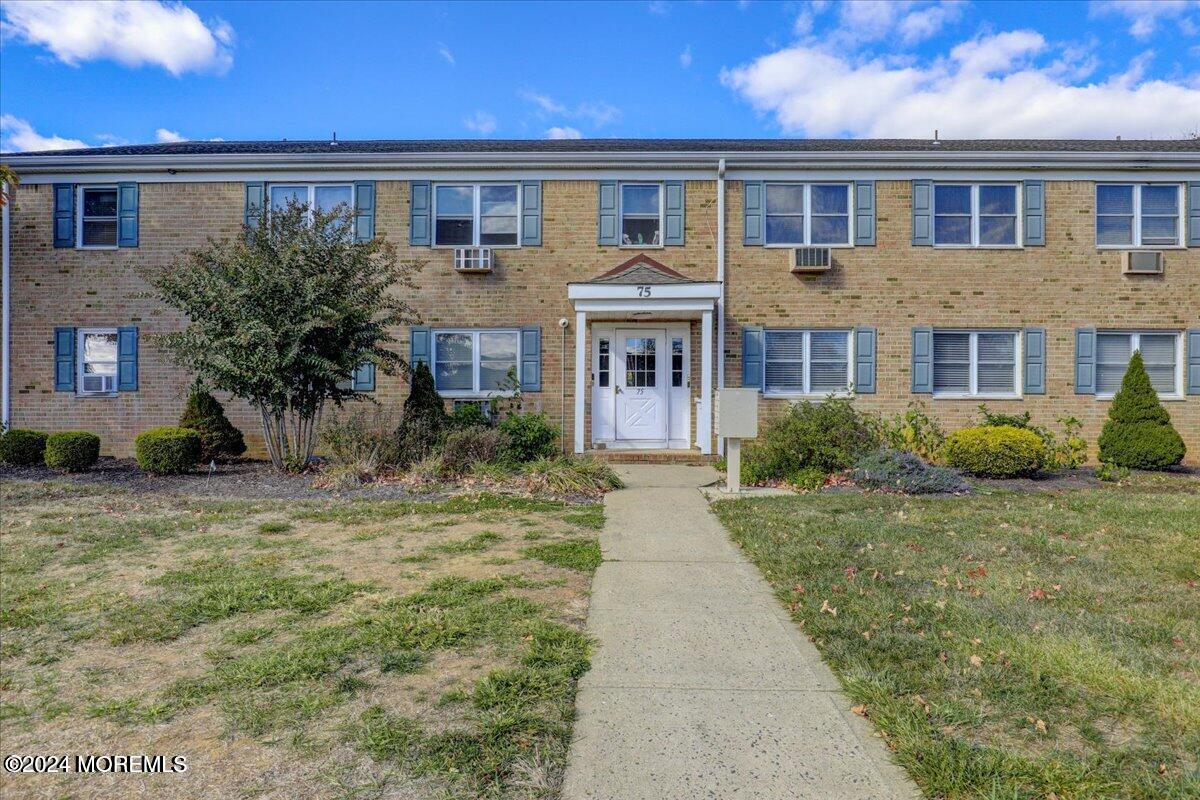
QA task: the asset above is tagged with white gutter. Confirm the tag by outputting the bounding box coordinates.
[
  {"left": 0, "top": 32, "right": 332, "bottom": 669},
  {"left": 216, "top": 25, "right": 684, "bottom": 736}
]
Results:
[
  {"left": 2, "top": 182, "right": 10, "bottom": 430},
  {"left": 716, "top": 158, "right": 726, "bottom": 457}
]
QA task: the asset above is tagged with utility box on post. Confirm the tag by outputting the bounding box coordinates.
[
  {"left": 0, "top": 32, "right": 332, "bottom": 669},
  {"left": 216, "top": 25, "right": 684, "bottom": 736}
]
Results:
[{"left": 716, "top": 388, "right": 759, "bottom": 493}]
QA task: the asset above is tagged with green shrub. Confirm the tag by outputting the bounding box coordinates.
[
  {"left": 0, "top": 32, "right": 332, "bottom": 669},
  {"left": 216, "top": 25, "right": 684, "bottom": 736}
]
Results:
[
  {"left": 941, "top": 425, "right": 1046, "bottom": 478},
  {"left": 876, "top": 401, "right": 945, "bottom": 461},
  {"left": 44, "top": 431, "right": 101, "bottom": 473},
  {"left": 977, "top": 405, "right": 1088, "bottom": 470},
  {"left": 742, "top": 398, "right": 878, "bottom": 482},
  {"left": 853, "top": 448, "right": 971, "bottom": 494},
  {"left": 450, "top": 402, "right": 491, "bottom": 429},
  {"left": 135, "top": 427, "right": 202, "bottom": 475},
  {"left": 789, "top": 467, "right": 827, "bottom": 492},
  {"left": 499, "top": 412, "right": 559, "bottom": 463},
  {"left": 0, "top": 429, "right": 48, "bottom": 466},
  {"left": 178, "top": 385, "right": 246, "bottom": 462},
  {"left": 1097, "top": 352, "right": 1186, "bottom": 470},
  {"left": 440, "top": 427, "right": 505, "bottom": 476},
  {"left": 394, "top": 363, "right": 447, "bottom": 467},
  {"left": 1095, "top": 462, "right": 1131, "bottom": 483}
]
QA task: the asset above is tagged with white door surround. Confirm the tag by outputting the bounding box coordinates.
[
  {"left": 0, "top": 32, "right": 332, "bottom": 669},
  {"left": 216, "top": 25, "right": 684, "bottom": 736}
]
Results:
[{"left": 567, "top": 256, "right": 720, "bottom": 455}]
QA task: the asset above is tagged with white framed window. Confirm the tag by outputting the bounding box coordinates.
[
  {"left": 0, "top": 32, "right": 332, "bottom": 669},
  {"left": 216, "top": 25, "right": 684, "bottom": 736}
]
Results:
[
  {"left": 433, "top": 184, "right": 520, "bottom": 247},
  {"left": 620, "top": 183, "right": 662, "bottom": 247},
  {"left": 1096, "top": 331, "right": 1182, "bottom": 397},
  {"left": 764, "top": 183, "right": 852, "bottom": 246},
  {"left": 77, "top": 186, "right": 119, "bottom": 248},
  {"left": 932, "top": 330, "right": 1020, "bottom": 397},
  {"left": 269, "top": 183, "right": 355, "bottom": 215},
  {"left": 1096, "top": 184, "right": 1183, "bottom": 248},
  {"left": 432, "top": 329, "right": 521, "bottom": 396},
  {"left": 763, "top": 329, "right": 852, "bottom": 396},
  {"left": 77, "top": 328, "right": 119, "bottom": 395},
  {"left": 933, "top": 184, "right": 1019, "bottom": 247}
]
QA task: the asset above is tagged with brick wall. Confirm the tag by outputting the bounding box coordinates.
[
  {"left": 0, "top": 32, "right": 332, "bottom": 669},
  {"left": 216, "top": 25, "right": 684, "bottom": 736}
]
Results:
[{"left": 7, "top": 177, "right": 1198, "bottom": 461}]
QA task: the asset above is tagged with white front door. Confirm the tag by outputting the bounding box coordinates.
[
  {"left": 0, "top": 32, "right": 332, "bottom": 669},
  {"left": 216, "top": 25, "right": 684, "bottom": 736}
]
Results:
[{"left": 615, "top": 329, "right": 668, "bottom": 444}]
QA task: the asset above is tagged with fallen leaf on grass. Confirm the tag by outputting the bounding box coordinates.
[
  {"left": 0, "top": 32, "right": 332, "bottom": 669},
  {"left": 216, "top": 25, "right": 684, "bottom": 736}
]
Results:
[
  {"left": 851, "top": 704, "right": 868, "bottom": 717},
  {"left": 969, "top": 654, "right": 983, "bottom": 667}
]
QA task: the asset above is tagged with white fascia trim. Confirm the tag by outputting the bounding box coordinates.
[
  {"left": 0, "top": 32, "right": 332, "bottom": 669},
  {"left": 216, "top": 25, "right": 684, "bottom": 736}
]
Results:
[
  {"left": 572, "top": 299, "right": 716, "bottom": 314},
  {"left": 567, "top": 282, "right": 721, "bottom": 301}
]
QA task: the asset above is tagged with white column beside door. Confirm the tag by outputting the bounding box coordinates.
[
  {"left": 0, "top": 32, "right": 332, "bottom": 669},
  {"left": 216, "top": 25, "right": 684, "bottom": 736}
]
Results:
[
  {"left": 574, "top": 311, "right": 587, "bottom": 454},
  {"left": 699, "top": 309, "right": 713, "bottom": 455}
]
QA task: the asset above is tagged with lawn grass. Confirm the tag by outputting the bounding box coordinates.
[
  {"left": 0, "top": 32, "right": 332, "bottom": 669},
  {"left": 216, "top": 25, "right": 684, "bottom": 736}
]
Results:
[
  {"left": 713, "top": 473, "right": 1200, "bottom": 800},
  {"left": 1, "top": 479, "right": 601, "bottom": 800}
]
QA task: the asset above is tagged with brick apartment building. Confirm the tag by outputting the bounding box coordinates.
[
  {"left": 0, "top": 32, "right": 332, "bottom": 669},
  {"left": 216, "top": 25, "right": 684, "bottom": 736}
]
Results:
[{"left": 1, "top": 139, "right": 1197, "bottom": 460}]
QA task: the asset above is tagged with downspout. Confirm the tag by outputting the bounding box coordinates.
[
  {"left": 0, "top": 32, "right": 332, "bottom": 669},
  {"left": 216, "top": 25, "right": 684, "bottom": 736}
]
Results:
[
  {"left": 2, "top": 181, "right": 10, "bottom": 430},
  {"left": 715, "top": 159, "right": 726, "bottom": 456}
]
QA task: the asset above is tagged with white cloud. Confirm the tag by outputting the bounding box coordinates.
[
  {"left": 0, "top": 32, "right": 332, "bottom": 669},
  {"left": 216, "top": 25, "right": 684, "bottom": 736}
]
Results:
[
  {"left": 721, "top": 31, "right": 1200, "bottom": 138},
  {"left": 463, "top": 110, "right": 498, "bottom": 136},
  {"left": 519, "top": 91, "right": 621, "bottom": 127},
  {"left": 816, "top": 0, "right": 963, "bottom": 47},
  {"left": 647, "top": 1, "right": 669, "bottom": 16},
  {"left": 1090, "top": 0, "right": 1199, "bottom": 39},
  {"left": 896, "top": 1, "right": 964, "bottom": 45},
  {"left": 546, "top": 126, "right": 583, "bottom": 140},
  {"left": 1, "top": 0, "right": 234, "bottom": 76},
  {"left": 680, "top": 44, "right": 693, "bottom": 69},
  {"left": 437, "top": 42, "right": 455, "bottom": 66},
  {"left": 0, "top": 114, "right": 88, "bottom": 151},
  {"left": 155, "top": 128, "right": 186, "bottom": 143}
]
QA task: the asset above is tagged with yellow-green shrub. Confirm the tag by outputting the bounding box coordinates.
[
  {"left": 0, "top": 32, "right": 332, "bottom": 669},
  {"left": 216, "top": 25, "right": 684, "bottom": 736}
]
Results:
[{"left": 941, "top": 425, "right": 1046, "bottom": 478}]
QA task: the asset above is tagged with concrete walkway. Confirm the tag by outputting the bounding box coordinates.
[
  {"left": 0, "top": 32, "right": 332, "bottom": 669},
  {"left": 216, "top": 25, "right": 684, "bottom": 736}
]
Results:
[{"left": 561, "top": 465, "right": 918, "bottom": 800}]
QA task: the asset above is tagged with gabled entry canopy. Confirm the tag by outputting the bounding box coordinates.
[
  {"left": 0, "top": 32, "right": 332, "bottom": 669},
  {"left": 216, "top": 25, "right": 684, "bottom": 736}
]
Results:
[{"left": 568, "top": 255, "right": 720, "bottom": 317}]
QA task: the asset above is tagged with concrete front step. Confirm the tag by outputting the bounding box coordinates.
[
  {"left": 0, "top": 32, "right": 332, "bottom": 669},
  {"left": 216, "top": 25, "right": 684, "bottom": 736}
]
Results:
[{"left": 585, "top": 448, "right": 718, "bottom": 465}]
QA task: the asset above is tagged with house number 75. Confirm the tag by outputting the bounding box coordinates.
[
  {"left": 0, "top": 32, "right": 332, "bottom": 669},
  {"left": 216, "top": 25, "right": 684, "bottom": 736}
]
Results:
[{"left": 636, "top": 285, "right": 652, "bottom": 297}]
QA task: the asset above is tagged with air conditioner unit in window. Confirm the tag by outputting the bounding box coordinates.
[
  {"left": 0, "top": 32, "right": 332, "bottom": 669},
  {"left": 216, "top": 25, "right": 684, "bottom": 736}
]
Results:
[
  {"left": 82, "top": 374, "right": 116, "bottom": 393},
  {"left": 791, "top": 247, "right": 832, "bottom": 272},
  {"left": 454, "top": 247, "right": 493, "bottom": 273},
  {"left": 1121, "top": 251, "right": 1164, "bottom": 275}
]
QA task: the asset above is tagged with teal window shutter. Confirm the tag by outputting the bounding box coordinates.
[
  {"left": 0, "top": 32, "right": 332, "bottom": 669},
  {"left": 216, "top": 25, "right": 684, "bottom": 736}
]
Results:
[
  {"left": 597, "top": 181, "right": 618, "bottom": 245},
  {"left": 854, "top": 327, "right": 876, "bottom": 393},
  {"left": 911, "top": 326, "right": 933, "bottom": 392},
  {"left": 911, "top": 180, "right": 933, "bottom": 246},
  {"left": 742, "top": 326, "right": 763, "bottom": 389},
  {"left": 1024, "top": 327, "right": 1046, "bottom": 394},
  {"left": 1075, "top": 328, "right": 1096, "bottom": 395},
  {"left": 117, "top": 183, "right": 139, "bottom": 247},
  {"left": 117, "top": 326, "right": 138, "bottom": 391},
  {"left": 410, "top": 181, "right": 431, "bottom": 245},
  {"left": 520, "top": 326, "right": 542, "bottom": 391},
  {"left": 1023, "top": 180, "right": 1045, "bottom": 246},
  {"left": 854, "top": 181, "right": 876, "bottom": 246},
  {"left": 1188, "top": 183, "right": 1200, "bottom": 247},
  {"left": 743, "top": 181, "right": 764, "bottom": 245},
  {"left": 54, "top": 327, "right": 76, "bottom": 391},
  {"left": 244, "top": 182, "right": 264, "bottom": 231},
  {"left": 352, "top": 362, "right": 376, "bottom": 391},
  {"left": 53, "top": 184, "right": 74, "bottom": 248},
  {"left": 664, "top": 180, "right": 685, "bottom": 246},
  {"left": 1187, "top": 329, "right": 1200, "bottom": 395},
  {"left": 521, "top": 181, "right": 542, "bottom": 246},
  {"left": 354, "top": 181, "right": 375, "bottom": 242},
  {"left": 410, "top": 326, "right": 431, "bottom": 370}
]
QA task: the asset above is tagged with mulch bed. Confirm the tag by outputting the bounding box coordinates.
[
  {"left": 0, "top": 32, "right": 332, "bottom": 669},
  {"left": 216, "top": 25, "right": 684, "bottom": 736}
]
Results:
[{"left": 0, "top": 458, "right": 433, "bottom": 501}]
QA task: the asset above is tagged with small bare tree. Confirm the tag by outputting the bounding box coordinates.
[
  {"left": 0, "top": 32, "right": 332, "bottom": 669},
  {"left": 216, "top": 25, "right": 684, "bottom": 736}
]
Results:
[{"left": 147, "top": 201, "right": 421, "bottom": 471}]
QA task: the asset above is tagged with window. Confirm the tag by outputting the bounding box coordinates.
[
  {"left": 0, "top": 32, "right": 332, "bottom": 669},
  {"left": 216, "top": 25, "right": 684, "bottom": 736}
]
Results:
[
  {"left": 625, "top": 337, "right": 657, "bottom": 387},
  {"left": 433, "top": 184, "right": 519, "bottom": 247},
  {"left": 671, "top": 337, "right": 684, "bottom": 388},
  {"left": 932, "top": 330, "right": 1019, "bottom": 396},
  {"left": 597, "top": 338, "right": 610, "bottom": 387},
  {"left": 432, "top": 330, "right": 520, "bottom": 395},
  {"left": 1096, "top": 184, "right": 1182, "bottom": 247},
  {"left": 620, "top": 184, "right": 662, "bottom": 247},
  {"left": 933, "top": 184, "right": 1018, "bottom": 247},
  {"left": 269, "top": 184, "right": 354, "bottom": 213},
  {"left": 763, "top": 330, "right": 851, "bottom": 395},
  {"left": 79, "top": 187, "right": 118, "bottom": 247},
  {"left": 78, "top": 329, "right": 118, "bottom": 394},
  {"left": 764, "top": 183, "right": 851, "bottom": 246},
  {"left": 1096, "top": 331, "right": 1181, "bottom": 396}
]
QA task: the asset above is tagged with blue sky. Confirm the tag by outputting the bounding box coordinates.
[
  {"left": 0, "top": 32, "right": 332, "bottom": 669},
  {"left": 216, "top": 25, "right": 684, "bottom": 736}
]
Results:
[{"left": 1, "top": 0, "right": 1198, "bottom": 151}]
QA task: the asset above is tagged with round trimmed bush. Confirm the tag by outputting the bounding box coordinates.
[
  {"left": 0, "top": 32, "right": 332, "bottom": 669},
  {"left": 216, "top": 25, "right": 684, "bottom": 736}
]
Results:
[
  {"left": 44, "top": 431, "right": 100, "bottom": 473},
  {"left": 941, "top": 425, "right": 1046, "bottom": 478},
  {"left": 135, "top": 427, "right": 202, "bottom": 475},
  {"left": 0, "top": 429, "right": 49, "bottom": 466}
]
